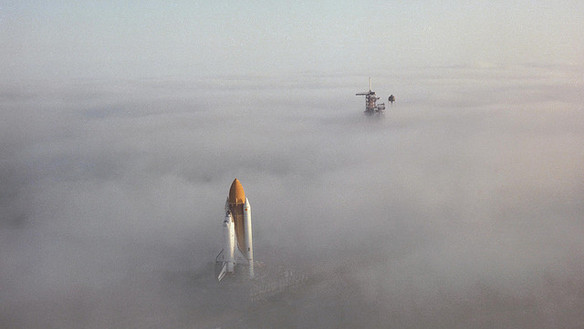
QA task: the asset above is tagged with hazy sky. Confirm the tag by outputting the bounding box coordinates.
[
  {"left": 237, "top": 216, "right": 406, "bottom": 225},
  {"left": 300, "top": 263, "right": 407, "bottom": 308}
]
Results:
[
  {"left": 1, "top": 2, "right": 584, "bottom": 328},
  {"left": 2, "top": 0, "right": 583, "bottom": 81}
]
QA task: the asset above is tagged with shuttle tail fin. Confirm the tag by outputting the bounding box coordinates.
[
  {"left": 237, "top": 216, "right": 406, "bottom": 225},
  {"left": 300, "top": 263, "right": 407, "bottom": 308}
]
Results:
[{"left": 217, "top": 263, "right": 228, "bottom": 281}]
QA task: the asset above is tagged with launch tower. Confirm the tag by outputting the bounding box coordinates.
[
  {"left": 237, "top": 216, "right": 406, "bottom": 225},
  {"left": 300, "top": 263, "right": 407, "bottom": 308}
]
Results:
[{"left": 356, "top": 77, "right": 385, "bottom": 113}]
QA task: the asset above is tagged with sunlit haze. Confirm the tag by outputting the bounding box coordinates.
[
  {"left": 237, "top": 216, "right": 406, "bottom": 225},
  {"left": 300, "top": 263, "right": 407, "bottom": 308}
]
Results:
[
  {"left": 1, "top": 2, "right": 583, "bottom": 328},
  {"left": 2, "top": 1, "right": 583, "bottom": 80}
]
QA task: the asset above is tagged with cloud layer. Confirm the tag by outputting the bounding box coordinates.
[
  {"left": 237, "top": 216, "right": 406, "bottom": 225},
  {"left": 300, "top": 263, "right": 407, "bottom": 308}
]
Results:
[{"left": 1, "top": 65, "right": 583, "bottom": 328}]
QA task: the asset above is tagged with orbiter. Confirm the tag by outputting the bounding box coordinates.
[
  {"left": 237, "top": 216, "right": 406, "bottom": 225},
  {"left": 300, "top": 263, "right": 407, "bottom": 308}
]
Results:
[{"left": 216, "top": 178, "right": 254, "bottom": 281}]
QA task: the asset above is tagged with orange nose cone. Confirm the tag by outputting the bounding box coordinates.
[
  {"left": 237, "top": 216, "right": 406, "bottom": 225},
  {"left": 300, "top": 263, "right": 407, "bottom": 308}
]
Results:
[{"left": 228, "top": 178, "right": 246, "bottom": 205}]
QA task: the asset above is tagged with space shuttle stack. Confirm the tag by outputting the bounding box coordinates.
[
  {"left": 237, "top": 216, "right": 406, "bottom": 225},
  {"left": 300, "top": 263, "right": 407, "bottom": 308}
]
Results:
[{"left": 217, "top": 178, "right": 254, "bottom": 281}]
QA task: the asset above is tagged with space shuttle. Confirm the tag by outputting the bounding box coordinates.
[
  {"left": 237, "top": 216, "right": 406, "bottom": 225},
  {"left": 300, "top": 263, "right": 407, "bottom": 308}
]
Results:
[{"left": 216, "top": 178, "right": 254, "bottom": 281}]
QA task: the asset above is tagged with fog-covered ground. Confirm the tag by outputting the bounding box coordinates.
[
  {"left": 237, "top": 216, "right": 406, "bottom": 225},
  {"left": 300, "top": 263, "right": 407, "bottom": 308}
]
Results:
[{"left": 1, "top": 65, "right": 583, "bottom": 328}]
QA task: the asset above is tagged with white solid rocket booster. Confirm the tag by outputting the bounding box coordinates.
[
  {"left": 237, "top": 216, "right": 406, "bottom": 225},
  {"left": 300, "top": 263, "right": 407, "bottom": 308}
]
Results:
[{"left": 243, "top": 198, "right": 254, "bottom": 278}]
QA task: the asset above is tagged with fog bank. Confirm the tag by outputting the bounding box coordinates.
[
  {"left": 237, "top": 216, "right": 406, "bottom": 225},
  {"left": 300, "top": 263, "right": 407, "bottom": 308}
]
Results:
[{"left": 1, "top": 65, "right": 583, "bottom": 328}]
